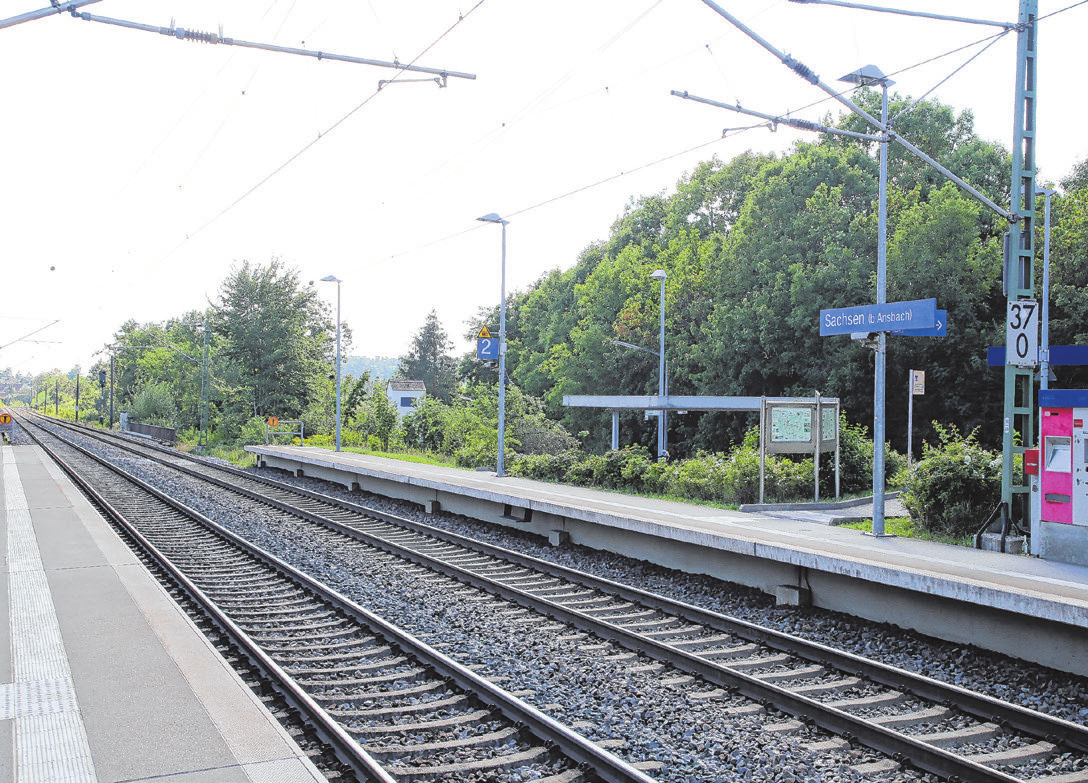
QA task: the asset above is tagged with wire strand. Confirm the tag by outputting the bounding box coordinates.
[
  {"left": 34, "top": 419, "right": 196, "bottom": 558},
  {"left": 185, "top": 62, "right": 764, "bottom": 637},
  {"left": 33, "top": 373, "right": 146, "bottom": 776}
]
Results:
[{"left": 172, "top": 0, "right": 488, "bottom": 254}]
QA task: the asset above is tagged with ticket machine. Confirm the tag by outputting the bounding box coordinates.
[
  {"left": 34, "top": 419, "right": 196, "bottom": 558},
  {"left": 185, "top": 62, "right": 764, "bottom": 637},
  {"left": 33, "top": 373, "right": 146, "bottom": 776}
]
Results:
[{"left": 1035, "top": 390, "right": 1088, "bottom": 564}]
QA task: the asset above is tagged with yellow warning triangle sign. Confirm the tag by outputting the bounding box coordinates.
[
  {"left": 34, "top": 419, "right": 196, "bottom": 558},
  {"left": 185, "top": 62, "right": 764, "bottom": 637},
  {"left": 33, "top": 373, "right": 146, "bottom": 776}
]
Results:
[{"left": 477, "top": 327, "right": 492, "bottom": 339}]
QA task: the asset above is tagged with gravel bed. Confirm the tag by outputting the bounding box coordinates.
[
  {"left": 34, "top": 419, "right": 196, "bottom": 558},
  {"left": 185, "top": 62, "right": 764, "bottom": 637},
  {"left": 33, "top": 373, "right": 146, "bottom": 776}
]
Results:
[
  {"left": 251, "top": 468, "right": 1088, "bottom": 728},
  {"left": 43, "top": 429, "right": 1088, "bottom": 781}
]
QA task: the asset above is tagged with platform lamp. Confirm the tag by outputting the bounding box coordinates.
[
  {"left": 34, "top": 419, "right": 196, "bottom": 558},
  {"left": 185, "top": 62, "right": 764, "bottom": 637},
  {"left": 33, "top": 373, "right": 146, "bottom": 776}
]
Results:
[
  {"left": 650, "top": 269, "right": 668, "bottom": 459},
  {"left": 320, "top": 275, "right": 343, "bottom": 451},
  {"left": 839, "top": 64, "right": 894, "bottom": 537},
  {"left": 476, "top": 212, "right": 509, "bottom": 477}
]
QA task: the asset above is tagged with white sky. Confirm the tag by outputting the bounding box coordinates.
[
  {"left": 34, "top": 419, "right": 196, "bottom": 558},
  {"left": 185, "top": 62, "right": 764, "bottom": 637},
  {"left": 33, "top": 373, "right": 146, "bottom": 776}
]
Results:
[{"left": 2, "top": 0, "right": 1085, "bottom": 375}]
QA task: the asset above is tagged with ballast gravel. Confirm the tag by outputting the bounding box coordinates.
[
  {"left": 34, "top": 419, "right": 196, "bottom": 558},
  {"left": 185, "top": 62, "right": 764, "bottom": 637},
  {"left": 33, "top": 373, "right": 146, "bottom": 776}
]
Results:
[{"left": 56, "top": 431, "right": 1088, "bottom": 782}]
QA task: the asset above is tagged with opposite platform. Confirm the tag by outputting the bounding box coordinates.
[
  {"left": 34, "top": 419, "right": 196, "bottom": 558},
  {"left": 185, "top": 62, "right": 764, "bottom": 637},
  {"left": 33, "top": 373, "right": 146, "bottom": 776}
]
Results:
[
  {"left": 1, "top": 444, "right": 327, "bottom": 783},
  {"left": 249, "top": 444, "right": 1088, "bottom": 676}
]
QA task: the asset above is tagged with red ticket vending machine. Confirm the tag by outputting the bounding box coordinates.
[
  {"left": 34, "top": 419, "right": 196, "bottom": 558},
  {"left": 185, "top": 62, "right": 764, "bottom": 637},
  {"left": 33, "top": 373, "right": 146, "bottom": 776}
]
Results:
[{"left": 1038, "top": 389, "right": 1088, "bottom": 530}]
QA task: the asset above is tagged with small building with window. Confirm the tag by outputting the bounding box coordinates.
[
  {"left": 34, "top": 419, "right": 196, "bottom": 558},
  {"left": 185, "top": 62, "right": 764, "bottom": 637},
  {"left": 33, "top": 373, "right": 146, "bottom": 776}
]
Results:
[{"left": 387, "top": 380, "right": 426, "bottom": 418}]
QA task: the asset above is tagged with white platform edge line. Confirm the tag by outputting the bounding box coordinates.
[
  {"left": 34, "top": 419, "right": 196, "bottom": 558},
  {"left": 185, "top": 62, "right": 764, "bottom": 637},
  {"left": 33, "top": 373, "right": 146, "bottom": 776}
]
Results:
[{"left": 4, "top": 446, "right": 98, "bottom": 782}]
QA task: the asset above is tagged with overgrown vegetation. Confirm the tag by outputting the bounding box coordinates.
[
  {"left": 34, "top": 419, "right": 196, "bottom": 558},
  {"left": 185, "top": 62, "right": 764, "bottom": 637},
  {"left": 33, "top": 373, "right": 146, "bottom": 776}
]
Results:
[
  {"left": 508, "top": 417, "right": 905, "bottom": 507},
  {"left": 15, "top": 95, "right": 1087, "bottom": 544},
  {"left": 894, "top": 423, "right": 1002, "bottom": 539}
]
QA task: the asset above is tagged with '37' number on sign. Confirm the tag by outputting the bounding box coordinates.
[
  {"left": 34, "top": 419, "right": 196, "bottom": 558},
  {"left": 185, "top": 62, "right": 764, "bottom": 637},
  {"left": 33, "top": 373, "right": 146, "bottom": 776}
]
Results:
[{"left": 1006, "top": 299, "right": 1039, "bottom": 367}]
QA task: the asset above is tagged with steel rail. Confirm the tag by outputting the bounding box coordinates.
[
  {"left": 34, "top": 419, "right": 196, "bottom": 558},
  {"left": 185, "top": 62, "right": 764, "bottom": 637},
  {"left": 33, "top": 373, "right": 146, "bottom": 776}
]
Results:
[
  {"left": 87, "top": 418, "right": 1087, "bottom": 762},
  {"left": 29, "top": 413, "right": 1088, "bottom": 780},
  {"left": 17, "top": 415, "right": 396, "bottom": 783},
  {"left": 19, "top": 412, "right": 655, "bottom": 783},
  {"left": 197, "top": 476, "right": 1030, "bottom": 783}
]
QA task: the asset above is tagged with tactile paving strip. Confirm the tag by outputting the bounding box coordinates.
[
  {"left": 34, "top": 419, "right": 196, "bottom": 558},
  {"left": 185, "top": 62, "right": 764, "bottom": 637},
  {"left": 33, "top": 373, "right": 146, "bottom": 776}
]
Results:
[{"left": 4, "top": 447, "right": 97, "bottom": 782}]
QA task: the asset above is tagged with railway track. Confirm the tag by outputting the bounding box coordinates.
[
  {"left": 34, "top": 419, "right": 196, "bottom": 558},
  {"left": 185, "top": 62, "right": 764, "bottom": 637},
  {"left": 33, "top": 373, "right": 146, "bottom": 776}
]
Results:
[
  {"left": 16, "top": 412, "right": 654, "bottom": 783},
  {"left": 19, "top": 412, "right": 1088, "bottom": 783}
]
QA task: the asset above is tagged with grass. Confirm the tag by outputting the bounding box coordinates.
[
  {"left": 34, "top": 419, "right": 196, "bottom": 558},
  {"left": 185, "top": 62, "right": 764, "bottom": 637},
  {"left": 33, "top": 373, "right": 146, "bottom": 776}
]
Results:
[
  {"left": 338, "top": 446, "right": 461, "bottom": 468},
  {"left": 179, "top": 442, "right": 257, "bottom": 467},
  {"left": 835, "top": 516, "right": 973, "bottom": 546}
]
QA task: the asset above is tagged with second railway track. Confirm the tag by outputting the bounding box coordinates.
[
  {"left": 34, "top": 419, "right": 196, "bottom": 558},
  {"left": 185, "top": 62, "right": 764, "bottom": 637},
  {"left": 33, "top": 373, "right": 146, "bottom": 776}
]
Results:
[
  {"left": 18, "top": 412, "right": 654, "bottom": 783},
  {"left": 18, "top": 411, "right": 1088, "bottom": 783}
]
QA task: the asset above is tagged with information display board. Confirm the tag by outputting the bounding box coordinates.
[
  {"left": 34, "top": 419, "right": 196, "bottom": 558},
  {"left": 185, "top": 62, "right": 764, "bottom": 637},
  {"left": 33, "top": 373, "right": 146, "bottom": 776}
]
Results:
[
  {"left": 759, "top": 396, "right": 840, "bottom": 504},
  {"left": 763, "top": 401, "right": 838, "bottom": 455}
]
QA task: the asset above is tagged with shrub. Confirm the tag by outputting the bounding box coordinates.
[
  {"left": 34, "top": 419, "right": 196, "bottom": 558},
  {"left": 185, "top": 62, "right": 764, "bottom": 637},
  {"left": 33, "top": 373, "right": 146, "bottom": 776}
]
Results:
[
  {"left": 823, "top": 415, "right": 907, "bottom": 497},
  {"left": 894, "top": 423, "right": 1001, "bottom": 538},
  {"left": 667, "top": 452, "right": 729, "bottom": 502},
  {"left": 129, "top": 382, "right": 179, "bottom": 427},
  {"left": 239, "top": 416, "right": 270, "bottom": 445},
  {"left": 836, "top": 416, "right": 874, "bottom": 495},
  {"left": 508, "top": 451, "right": 581, "bottom": 482}
]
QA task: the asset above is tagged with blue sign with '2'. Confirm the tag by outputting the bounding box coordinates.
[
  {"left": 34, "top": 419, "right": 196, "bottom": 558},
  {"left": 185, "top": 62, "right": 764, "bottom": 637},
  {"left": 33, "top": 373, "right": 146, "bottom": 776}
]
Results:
[{"left": 477, "top": 337, "right": 499, "bottom": 360}]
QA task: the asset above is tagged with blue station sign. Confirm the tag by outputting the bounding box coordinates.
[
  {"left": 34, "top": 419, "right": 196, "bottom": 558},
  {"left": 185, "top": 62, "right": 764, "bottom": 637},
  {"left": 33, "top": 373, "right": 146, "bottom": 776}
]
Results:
[
  {"left": 891, "top": 309, "right": 947, "bottom": 337},
  {"left": 820, "top": 298, "right": 937, "bottom": 336}
]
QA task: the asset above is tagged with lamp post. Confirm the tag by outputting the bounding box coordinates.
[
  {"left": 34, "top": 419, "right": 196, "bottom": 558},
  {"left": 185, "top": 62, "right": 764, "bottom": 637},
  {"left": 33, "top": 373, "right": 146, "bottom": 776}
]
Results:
[
  {"left": 1035, "top": 186, "right": 1056, "bottom": 391},
  {"left": 477, "top": 213, "right": 509, "bottom": 477},
  {"left": 320, "top": 275, "right": 343, "bottom": 451},
  {"left": 650, "top": 269, "right": 668, "bottom": 459},
  {"left": 839, "top": 64, "right": 893, "bottom": 537}
]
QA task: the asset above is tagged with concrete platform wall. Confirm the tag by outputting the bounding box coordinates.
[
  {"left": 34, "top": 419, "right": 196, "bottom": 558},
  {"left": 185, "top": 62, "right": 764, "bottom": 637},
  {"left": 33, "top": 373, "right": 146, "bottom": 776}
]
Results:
[{"left": 250, "top": 449, "right": 1088, "bottom": 676}]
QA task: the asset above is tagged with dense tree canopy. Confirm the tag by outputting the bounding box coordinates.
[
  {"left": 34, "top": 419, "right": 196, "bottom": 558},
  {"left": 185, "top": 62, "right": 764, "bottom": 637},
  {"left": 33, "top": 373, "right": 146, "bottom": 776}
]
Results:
[
  {"left": 500, "top": 95, "right": 1053, "bottom": 456},
  {"left": 210, "top": 259, "right": 337, "bottom": 422},
  {"left": 49, "top": 93, "right": 1086, "bottom": 463}
]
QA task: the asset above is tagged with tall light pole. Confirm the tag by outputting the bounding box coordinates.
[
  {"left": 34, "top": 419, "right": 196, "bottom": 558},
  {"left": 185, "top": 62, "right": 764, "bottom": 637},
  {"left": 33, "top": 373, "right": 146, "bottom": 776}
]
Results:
[
  {"left": 650, "top": 269, "right": 668, "bottom": 459},
  {"left": 320, "top": 275, "right": 343, "bottom": 451},
  {"left": 1035, "top": 186, "right": 1056, "bottom": 391},
  {"left": 839, "top": 65, "right": 893, "bottom": 537},
  {"left": 477, "top": 213, "right": 509, "bottom": 477}
]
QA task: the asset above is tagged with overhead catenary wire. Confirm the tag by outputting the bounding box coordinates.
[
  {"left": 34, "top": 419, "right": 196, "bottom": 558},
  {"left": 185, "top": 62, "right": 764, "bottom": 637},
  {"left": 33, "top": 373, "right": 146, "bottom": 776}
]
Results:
[
  {"left": 388, "top": 0, "right": 1088, "bottom": 269},
  {"left": 164, "top": 0, "right": 487, "bottom": 254}
]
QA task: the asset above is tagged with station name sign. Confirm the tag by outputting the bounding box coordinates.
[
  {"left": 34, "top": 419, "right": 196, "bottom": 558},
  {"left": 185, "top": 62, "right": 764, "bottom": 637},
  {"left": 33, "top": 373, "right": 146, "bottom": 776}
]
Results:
[{"left": 820, "top": 298, "right": 936, "bottom": 336}]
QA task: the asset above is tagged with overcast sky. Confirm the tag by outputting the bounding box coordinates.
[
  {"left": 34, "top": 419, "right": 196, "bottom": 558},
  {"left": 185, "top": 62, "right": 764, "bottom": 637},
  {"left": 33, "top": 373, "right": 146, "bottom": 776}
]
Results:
[{"left": 3, "top": 0, "right": 1084, "bottom": 375}]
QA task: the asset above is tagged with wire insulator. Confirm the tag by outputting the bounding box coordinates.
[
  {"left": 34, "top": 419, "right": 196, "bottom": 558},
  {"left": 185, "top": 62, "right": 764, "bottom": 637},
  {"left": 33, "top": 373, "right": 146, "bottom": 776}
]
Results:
[
  {"left": 791, "top": 118, "right": 820, "bottom": 133},
  {"left": 178, "top": 28, "right": 220, "bottom": 44},
  {"left": 783, "top": 55, "right": 819, "bottom": 85}
]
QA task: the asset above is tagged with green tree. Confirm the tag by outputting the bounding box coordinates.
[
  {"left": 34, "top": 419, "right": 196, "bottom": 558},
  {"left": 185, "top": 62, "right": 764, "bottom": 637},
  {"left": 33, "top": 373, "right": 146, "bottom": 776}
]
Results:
[
  {"left": 368, "top": 384, "right": 399, "bottom": 451},
  {"left": 128, "top": 382, "right": 179, "bottom": 427},
  {"left": 397, "top": 309, "right": 457, "bottom": 402},
  {"left": 210, "top": 260, "right": 338, "bottom": 426}
]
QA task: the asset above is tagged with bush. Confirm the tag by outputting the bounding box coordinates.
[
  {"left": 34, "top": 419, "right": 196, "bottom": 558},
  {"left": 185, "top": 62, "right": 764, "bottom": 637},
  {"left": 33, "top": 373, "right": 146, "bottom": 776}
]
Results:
[
  {"left": 894, "top": 423, "right": 1001, "bottom": 538},
  {"left": 667, "top": 452, "right": 730, "bottom": 502},
  {"left": 239, "top": 416, "right": 270, "bottom": 445},
  {"left": 509, "top": 451, "right": 581, "bottom": 482},
  {"left": 129, "top": 382, "right": 179, "bottom": 427},
  {"left": 826, "top": 415, "right": 907, "bottom": 497}
]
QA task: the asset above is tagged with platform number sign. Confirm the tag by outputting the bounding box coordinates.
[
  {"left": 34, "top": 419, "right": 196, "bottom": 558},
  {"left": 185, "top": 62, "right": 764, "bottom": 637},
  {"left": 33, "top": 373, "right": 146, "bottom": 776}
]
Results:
[
  {"left": 1006, "top": 299, "right": 1039, "bottom": 368},
  {"left": 476, "top": 326, "right": 499, "bottom": 361}
]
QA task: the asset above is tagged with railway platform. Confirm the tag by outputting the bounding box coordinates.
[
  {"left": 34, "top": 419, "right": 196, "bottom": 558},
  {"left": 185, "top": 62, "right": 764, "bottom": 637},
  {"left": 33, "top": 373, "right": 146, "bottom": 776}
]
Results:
[
  {"left": 248, "top": 444, "right": 1088, "bottom": 677},
  {"left": 0, "top": 444, "right": 326, "bottom": 783}
]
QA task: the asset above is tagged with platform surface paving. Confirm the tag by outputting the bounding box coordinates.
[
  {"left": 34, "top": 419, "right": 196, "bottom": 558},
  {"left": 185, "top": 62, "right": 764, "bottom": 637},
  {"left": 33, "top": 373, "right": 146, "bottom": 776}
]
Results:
[{"left": 1, "top": 444, "right": 327, "bottom": 783}]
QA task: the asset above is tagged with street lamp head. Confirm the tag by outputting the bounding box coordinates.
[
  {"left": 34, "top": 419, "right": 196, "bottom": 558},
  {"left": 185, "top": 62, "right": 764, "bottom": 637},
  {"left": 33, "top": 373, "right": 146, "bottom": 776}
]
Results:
[
  {"left": 477, "top": 213, "right": 509, "bottom": 225},
  {"left": 838, "top": 64, "right": 894, "bottom": 88},
  {"left": 320, "top": 274, "right": 342, "bottom": 283},
  {"left": 1035, "top": 185, "right": 1057, "bottom": 197},
  {"left": 650, "top": 269, "right": 667, "bottom": 281}
]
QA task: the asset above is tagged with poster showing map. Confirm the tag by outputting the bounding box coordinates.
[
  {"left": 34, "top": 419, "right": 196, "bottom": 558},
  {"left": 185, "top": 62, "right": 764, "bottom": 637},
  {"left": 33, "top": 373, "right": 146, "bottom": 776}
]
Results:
[{"left": 770, "top": 407, "right": 811, "bottom": 443}]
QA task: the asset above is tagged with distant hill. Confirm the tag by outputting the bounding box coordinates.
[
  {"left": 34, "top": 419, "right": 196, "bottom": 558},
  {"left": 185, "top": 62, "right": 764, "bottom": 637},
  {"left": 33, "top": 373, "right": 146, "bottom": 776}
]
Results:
[{"left": 343, "top": 356, "right": 399, "bottom": 382}]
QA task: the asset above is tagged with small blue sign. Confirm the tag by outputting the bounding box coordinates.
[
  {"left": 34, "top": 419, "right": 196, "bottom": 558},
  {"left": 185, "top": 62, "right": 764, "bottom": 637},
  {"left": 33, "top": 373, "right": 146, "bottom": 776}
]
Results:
[
  {"left": 820, "top": 298, "right": 936, "bottom": 336},
  {"left": 477, "top": 337, "right": 499, "bottom": 361},
  {"left": 891, "top": 310, "right": 947, "bottom": 337},
  {"left": 988, "top": 344, "right": 1088, "bottom": 367}
]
